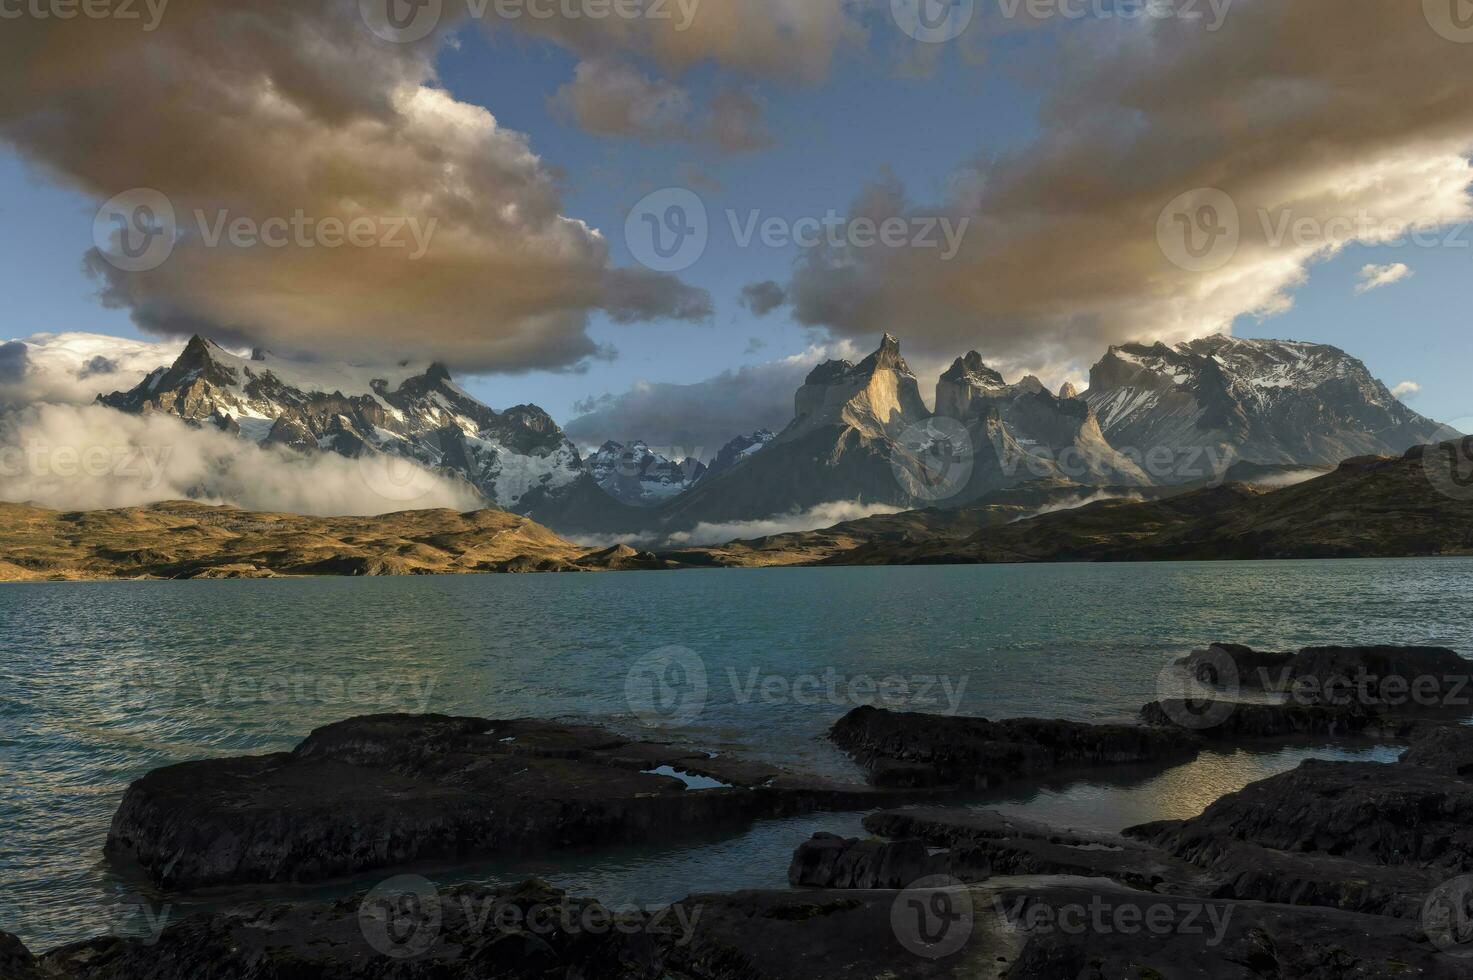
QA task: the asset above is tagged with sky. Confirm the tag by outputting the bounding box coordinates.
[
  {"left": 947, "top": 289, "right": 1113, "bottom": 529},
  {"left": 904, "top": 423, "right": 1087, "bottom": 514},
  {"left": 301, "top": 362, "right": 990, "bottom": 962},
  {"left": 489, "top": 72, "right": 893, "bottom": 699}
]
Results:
[{"left": 1, "top": 0, "right": 1470, "bottom": 445}]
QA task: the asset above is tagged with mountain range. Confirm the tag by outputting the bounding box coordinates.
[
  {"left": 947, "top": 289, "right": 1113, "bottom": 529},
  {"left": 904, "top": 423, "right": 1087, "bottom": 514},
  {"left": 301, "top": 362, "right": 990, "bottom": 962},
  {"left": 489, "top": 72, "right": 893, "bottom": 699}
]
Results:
[{"left": 96, "top": 333, "right": 1458, "bottom": 538}]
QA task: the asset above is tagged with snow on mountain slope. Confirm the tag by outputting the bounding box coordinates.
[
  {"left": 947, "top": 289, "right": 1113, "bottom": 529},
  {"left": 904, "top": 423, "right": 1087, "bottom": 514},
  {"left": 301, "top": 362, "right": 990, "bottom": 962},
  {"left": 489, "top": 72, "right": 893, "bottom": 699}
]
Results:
[
  {"left": 1085, "top": 336, "right": 1457, "bottom": 473},
  {"left": 586, "top": 441, "right": 706, "bottom": 507},
  {"left": 100, "top": 336, "right": 583, "bottom": 511}
]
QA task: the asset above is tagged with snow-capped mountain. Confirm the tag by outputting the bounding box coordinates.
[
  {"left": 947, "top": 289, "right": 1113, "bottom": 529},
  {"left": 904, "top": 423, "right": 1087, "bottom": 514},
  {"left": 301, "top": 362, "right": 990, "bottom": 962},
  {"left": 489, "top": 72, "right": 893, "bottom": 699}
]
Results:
[
  {"left": 701, "top": 429, "right": 777, "bottom": 483},
  {"left": 586, "top": 441, "right": 707, "bottom": 507},
  {"left": 1084, "top": 336, "right": 1457, "bottom": 474},
  {"left": 100, "top": 336, "right": 583, "bottom": 511}
]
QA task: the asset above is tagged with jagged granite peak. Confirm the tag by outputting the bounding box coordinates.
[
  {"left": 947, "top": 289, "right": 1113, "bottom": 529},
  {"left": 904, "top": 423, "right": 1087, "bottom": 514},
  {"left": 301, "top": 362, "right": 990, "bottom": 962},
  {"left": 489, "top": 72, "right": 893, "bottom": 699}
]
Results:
[
  {"left": 99, "top": 336, "right": 583, "bottom": 511},
  {"left": 1059, "top": 382, "right": 1080, "bottom": 400},
  {"left": 1085, "top": 335, "right": 1458, "bottom": 472},
  {"left": 940, "top": 351, "right": 1007, "bottom": 390},
  {"left": 790, "top": 335, "right": 929, "bottom": 442}
]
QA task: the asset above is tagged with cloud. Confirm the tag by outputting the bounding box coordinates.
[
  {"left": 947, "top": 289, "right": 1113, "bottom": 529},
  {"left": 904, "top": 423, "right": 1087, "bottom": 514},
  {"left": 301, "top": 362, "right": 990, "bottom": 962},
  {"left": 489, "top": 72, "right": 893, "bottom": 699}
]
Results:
[
  {"left": 0, "top": 5, "right": 712, "bottom": 375},
  {"left": 744, "top": 337, "right": 768, "bottom": 355},
  {"left": 739, "top": 280, "right": 788, "bottom": 316},
  {"left": 778, "top": 6, "right": 1473, "bottom": 372},
  {"left": 603, "top": 267, "right": 715, "bottom": 324},
  {"left": 1356, "top": 262, "right": 1415, "bottom": 295},
  {"left": 665, "top": 501, "right": 906, "bottom": 546},
  {"left": 492, "top": 0, "right": 865, "bottom": 84},
  {"left": 1391, "top": 380, "right": 1422, "bottom": 400},
  {"left": 564, "top": 340, "right": 863, "bottom": 455},
  {"left": 0, "top": 403, "right": 483, "bottom": 516},
  {"left": 550, "top": 59, "right": 694, "bottom": 140},
  {"left": 551, "top": 60, "right": 772, "bottom": 152},
  {"left": 0, "top": 333, "right": 181, "bottom": 410},
  {"left": 706, "top": 88, "right": 773, "bottom": 153}
]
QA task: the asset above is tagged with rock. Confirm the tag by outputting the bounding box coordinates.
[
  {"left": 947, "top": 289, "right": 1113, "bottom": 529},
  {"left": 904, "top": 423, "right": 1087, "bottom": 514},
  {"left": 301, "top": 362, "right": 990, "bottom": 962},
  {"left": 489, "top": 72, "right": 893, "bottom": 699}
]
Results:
[
  {"left": 0, "top": 931, "right": 42, "bottom": 980},
  {"left": 1286, "top": 645, "right": 1473, "bottom": 713},
  {"left": 664, "top": 887, "right": 1020, "bottom": 980},
  {"left": 788, "top": 833, "right": 936, "bottom": 890},
  {"left": 1401, "top": 724, "right": 1473, "bottom": 776},
  {"left": 1140, "top": 699, "right": 1378, "bottom": 738},
  {"left": 1182, "top": 643, "right": 1473, "bottom": 714},
  {"left": 107, "top": 714, "right": 891, "bottom": 889},
  {"left": 1130, "top": 758, "right": 1473, "bottom": 874},
  {"left": 1200, "top": 839, "right": 1438, "bottom": 919},
  {"left": 997, "top": 879, "right": 1471, "bottom": 979},
  {"left": 859, "top": 808, "right": 1211, "bottom": 896},
  {"left": 828, "top": 706, "right": 1195, "bottom": 789},
  {"left": 1180, "top": 642, "right": 1294, "bottom": 689},
  {"left": 38, "top": 879, "right": 674, "bottom": 979},
  {"left": 1124, "top": 755, "right": 1473, "bottom": 922}
]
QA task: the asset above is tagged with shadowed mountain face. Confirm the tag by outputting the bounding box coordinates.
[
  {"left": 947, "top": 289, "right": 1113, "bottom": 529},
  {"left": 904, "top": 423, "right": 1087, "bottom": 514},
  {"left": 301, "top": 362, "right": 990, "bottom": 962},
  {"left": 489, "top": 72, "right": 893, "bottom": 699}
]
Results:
[
  {"left": 935, "top": 351, "right": 1152, "bottom": 492},
  {"left": 1084, "top": 337, "right": 1457, "bottom": 475},
  {"left": 825, "top": 441, "right": 1473, "bottom": 566}
]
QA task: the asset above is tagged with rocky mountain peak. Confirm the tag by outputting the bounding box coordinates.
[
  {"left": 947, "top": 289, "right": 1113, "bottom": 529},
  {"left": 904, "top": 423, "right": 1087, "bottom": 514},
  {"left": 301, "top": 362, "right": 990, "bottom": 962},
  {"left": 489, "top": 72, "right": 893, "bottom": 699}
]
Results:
[
  {"left": 940, "top": 351, "right": 1006, "bottom": 390},
  {"left": 791, "top": 335, "right": 928, "bottom": 440},
  {"left": 1085, "top": 335, "right": 1456, "bottom": 471},
  {"left": 1059, "top": 382, "right": 1080, "bottom": 400}
]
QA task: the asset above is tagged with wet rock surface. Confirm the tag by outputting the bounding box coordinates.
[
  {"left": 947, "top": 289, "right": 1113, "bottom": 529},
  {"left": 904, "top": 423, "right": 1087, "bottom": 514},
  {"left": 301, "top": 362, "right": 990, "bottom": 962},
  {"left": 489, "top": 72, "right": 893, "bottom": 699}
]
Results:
[
  {"left": 107, "top": 714, "right": 891, "bottom": 889},
  {"left": 828, "top": 706, "right": 1194, "bottom": 789}
]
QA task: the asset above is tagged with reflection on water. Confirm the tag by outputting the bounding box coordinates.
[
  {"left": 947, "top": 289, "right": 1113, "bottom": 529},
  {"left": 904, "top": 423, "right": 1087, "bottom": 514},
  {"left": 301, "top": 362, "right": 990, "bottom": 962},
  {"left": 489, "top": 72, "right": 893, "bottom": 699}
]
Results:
[{"left": 1, "top": 558, "right": 1468, "bottom": 949}]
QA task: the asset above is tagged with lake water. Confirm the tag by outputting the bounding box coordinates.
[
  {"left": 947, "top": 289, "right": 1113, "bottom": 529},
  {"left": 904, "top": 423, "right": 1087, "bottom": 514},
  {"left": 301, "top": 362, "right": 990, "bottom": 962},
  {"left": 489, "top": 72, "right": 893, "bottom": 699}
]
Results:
[{"left": 3, "top": 559, "right": 1469, "bottom": 950}]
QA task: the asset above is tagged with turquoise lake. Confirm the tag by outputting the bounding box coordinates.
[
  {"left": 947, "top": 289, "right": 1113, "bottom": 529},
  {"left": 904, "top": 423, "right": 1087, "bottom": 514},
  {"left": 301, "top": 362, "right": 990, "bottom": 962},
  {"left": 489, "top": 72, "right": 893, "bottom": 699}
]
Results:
[{"left": 3, "top": 558, "right": 1469, "bottom": 949}]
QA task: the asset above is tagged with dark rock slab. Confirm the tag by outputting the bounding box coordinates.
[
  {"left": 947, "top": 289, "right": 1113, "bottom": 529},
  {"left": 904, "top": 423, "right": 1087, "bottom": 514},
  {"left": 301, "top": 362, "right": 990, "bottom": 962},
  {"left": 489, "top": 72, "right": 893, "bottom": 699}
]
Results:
[
  {"left": 1128, "top": 758, "right": 1473, "bottom": 875},
  {"left": 1201, "top": 839, "right": 1439, "bottom": 919},
  {"left": 37, "top": 879, "right": 672, "bottom": 979},
  {"left": 1180, "top": 642, "right": 1294, "bottom": 689},
  {"left": 828, "top": 706, "right": 1194, "bottom": 790},
  {"left": 1139, "top": 698, "right": 1378, "bottom": 738},
  {"left": 1, "top": 931, "right": 43, "bottom": 980},
  {"left": 1181, "top": 642, "right": 1473, "bottom": 713},
  {"left": 107, "top": 714, "right": 891, "bottom": 889},
  {"left": 1400, "top": 724, "right": 1473, "bottom": 776},
  {"left": 664, "top": 887, "right": 1020, "bottom": 980},
  {"left": 789, "top": 833, "right": 939, "bottom": 890},
  {"left": 998, "top": 879, "right": 1473, "bottom": 979},
  {"left": 857, "top": 808, "right": 1212, "bottom": 896}
]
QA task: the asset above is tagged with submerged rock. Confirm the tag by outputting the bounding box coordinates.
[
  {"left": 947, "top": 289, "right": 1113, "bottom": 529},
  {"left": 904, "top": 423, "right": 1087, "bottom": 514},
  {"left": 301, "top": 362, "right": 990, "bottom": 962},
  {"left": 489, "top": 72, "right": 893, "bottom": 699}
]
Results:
[
  {"left": 828, "top": 705, "right": 1194, "bottom": 789},
  {"left": 107, "top": 714, "right": 890, "bottom": 889}
]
